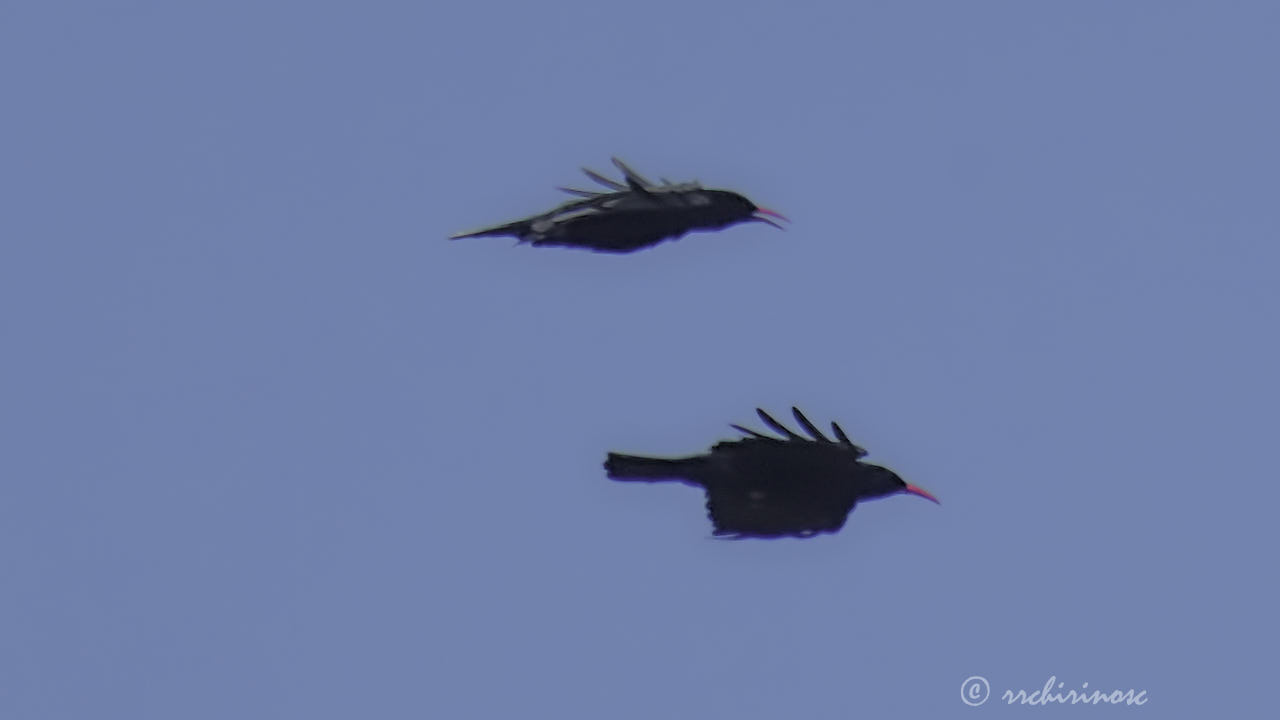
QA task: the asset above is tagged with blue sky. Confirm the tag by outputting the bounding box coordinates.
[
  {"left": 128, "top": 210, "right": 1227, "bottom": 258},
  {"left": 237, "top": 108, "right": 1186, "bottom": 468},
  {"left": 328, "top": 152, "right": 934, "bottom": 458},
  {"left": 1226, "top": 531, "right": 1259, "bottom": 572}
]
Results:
[{"left": 2, "top": 1, "right": 1277, "bottom": 717}]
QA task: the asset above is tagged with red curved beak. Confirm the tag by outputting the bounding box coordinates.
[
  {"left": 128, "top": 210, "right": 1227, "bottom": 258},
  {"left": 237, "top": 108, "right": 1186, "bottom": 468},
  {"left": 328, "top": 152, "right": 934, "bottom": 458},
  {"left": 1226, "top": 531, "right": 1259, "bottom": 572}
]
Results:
[
  {"left": 751, "top": 207, "right": 789, "bottom": 231},
  {"left": 903, "top": 483, "right": 940, "bottom": 504}
]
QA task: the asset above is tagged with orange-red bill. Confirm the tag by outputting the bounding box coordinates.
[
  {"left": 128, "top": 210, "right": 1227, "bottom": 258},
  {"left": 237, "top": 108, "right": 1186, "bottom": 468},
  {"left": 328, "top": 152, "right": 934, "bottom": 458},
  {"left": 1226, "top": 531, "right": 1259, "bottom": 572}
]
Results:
[
  {"left": 903, "top": 483, "right": 940, "bottom": 504},
  {"left": 754, "top": 207, "right": 789, "bottom": 222}
]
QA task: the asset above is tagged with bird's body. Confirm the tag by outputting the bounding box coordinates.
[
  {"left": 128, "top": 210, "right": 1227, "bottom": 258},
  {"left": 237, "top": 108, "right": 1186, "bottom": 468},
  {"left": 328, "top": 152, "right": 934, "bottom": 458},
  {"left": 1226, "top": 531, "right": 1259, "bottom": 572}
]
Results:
[
  {"left": 450, "top": 158, "right": 786, "bottom": 253},
  {"left": 605, "top": 408, "right": 938, "bottom": 539}
]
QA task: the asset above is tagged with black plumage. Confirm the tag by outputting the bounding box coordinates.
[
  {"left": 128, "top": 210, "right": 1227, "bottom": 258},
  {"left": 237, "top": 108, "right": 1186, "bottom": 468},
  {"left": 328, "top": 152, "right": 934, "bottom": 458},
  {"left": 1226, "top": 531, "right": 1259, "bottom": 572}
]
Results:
[
  {"left": 605, "top": 407, "right": 939, "bottom": 539},
  {"left": 450, "top": 158, "right": 787, "bottom": 253}
]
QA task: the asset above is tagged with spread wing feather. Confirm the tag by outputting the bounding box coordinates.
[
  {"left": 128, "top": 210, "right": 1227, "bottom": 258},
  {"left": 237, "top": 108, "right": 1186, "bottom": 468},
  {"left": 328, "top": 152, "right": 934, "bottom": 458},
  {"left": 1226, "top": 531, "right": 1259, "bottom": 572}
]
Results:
[
  {"left": 558, "top": 186, "right": 605, "bottom": 197},
  {"left": 718, "top": 408, "right": 872, "bottom": 460},
  {"left": 611, "top": 157, "right": 656, "bottom": 190},
  {"left": 791, "top": 407, "right": 831, "bottom": 442},
  {"left": 582, "top": 167, "right": 628, "bottom": 191},
  {"left": 830, "top": 422, "right": 869, "bottom": 457},
  {"left": 730, "top": 423, "right": 773, "bottom": 439},
  {"left": 756, "top": 408, "right": 804, "bottom": 440}
]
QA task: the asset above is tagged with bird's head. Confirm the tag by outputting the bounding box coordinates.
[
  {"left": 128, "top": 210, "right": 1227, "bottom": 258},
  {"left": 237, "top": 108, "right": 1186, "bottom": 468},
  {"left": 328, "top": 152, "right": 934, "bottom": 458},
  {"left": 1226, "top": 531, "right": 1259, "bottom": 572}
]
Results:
[
  {"left": 859, "top": 465, "right": 941, "bottom": 505},
  {"left": 701, "top": 190, "right": 789, "bottom": 230}
]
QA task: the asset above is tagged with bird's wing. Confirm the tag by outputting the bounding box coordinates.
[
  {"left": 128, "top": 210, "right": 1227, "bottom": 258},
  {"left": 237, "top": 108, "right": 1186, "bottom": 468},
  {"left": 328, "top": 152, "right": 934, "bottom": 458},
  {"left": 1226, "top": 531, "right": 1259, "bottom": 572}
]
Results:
[
  {"left": 721, "top": 408, "right": 869, "bottom": 458},
  {"left": 702, "top": 468, "right": 858, "bottom": 539},
  {"left": 561, "top": 160, "right": 706, "bottom": 209},
  {"left": 540, "top": 189, "right": 665, "bottom": 218},
  {"left": 790, "top": 407, "right": 831, "bottom": 442},
  {"left": 611, "top": 157, "right": 657, "bottom": 192},
  {"left": 829, "top": 421, "right": 868, "bottom": 458},
  {"left": 700, "top": 412, "right": 869, "bottom": 539},
  {"left": 581, "top": 165, "right": 629, "bottom": 191},
  {"left": 557, "top": 185, "right": 606, "bottom": 198},
  {"left": 756, "top": 408, "right": 805, "bottom": 440},
  {"left": 729, "top": 424, "right": 773, "bottom": 439}
]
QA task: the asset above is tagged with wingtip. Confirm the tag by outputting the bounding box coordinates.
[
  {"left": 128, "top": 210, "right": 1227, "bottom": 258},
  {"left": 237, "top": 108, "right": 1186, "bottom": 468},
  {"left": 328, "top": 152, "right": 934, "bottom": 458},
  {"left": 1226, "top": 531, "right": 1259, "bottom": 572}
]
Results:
[
  {"left": 730, "top": 423, "right": 770, "bottom": 439},
  {"left": 755, "top": 408, "right": 802, "bottom": 440},
  {"left": 790, "top": 406, "right": 830, "bottom": 442},
  {"left": 581, "top": 165, "right": 627, "bottom": 191},
  {"left": 610, "top": 157, "right": 654, "bottom": 189}
]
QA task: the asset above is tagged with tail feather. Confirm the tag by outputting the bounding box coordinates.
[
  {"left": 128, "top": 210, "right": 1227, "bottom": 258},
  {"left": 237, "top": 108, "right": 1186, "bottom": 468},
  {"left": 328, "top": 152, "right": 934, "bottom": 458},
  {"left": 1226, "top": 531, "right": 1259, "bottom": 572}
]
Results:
[
  {"left": 605, "top": 453, "right": 706, "bottom": 484},
  {"left": 450, "top": 219, "right": 530, "bottom": 240}
]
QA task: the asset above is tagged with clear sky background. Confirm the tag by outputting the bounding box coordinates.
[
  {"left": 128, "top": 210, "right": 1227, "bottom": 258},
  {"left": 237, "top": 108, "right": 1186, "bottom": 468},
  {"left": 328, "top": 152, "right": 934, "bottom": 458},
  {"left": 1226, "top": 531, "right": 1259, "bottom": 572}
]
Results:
[{"left": 3, "top": 1, "right": 1277, "bottom": 717}]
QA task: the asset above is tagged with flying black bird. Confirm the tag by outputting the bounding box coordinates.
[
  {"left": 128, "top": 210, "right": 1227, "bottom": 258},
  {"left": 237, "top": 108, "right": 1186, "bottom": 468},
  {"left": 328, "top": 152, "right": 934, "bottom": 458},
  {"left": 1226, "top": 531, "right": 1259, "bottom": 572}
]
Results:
[
  {"left": 605, "top": 407, "right": 938, "bottom": 539},
  {"left": 449, "top": 157, "right": 787, "bottom": 253}
]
